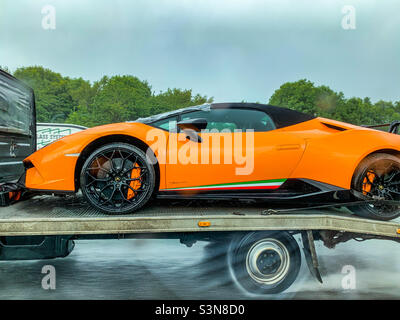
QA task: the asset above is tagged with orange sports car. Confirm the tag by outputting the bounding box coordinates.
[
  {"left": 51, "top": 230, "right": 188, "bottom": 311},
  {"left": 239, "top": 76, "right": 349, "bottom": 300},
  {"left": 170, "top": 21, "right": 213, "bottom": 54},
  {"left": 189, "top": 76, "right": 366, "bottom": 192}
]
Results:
[{"left": 21, "top": 103, "right": 400, "bottom": 220}]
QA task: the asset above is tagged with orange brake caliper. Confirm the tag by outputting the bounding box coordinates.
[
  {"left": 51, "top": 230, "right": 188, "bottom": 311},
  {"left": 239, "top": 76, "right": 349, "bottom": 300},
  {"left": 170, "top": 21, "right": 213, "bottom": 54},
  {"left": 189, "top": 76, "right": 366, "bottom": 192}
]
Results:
[
  {"left": 362, "top": 171, "right": 375, "bottom": 195},
  {"left": 127, "top": 163, "right": 141, "bottom": 200}
]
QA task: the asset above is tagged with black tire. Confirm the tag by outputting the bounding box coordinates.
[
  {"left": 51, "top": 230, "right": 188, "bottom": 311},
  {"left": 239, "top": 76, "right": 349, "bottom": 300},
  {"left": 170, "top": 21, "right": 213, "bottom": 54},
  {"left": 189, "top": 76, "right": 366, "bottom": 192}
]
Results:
[
  {"left": 350, "top": 153, "right": 400, "bottom": 221},
  {"left": 80, "top": 143, "right": 155, "bottom": 214},
  {"left": 228, "top": 231, "right": 301, "bottom": 295}
]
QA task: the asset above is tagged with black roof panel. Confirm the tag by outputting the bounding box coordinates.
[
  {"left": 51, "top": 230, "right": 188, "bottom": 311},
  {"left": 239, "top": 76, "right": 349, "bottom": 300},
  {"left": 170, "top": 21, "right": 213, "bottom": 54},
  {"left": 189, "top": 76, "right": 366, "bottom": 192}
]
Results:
[
  {"left": 210, "top": 103, "right": 315, "bottom": 129},
  {"left": 136, "top": 102, "right": 315, "bottom": 129}
]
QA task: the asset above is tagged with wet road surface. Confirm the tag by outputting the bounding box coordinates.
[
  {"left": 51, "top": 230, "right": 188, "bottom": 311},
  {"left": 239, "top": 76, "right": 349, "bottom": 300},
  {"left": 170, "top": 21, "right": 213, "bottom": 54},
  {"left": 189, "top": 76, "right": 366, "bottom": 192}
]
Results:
[{"left": 1, "top": 236, "right": 400, "bottom": 299}]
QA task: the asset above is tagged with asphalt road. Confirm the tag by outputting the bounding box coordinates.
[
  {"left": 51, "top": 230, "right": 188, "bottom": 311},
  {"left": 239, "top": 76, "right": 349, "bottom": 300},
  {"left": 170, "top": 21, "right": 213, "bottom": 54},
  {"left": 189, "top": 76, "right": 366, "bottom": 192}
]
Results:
[{"left": 0, "top": 235, "right": 400, "bottom": 300}]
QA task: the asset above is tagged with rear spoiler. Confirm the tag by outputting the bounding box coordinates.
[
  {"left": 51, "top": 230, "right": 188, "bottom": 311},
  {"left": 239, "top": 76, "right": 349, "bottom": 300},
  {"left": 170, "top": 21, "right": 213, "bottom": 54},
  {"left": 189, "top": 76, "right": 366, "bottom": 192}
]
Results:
[{"left": 363, "top": 121, "right": 400, "bottom": 134}]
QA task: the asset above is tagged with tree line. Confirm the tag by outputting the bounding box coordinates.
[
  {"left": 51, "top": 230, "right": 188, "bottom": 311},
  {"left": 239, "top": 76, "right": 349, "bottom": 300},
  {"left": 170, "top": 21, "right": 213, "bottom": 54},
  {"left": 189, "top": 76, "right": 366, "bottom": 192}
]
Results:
[
  {"left": 269, "top": 79, "right": 400, "bottom": 126},
  {"left": 8, "top": 66, "right": 212, "bottom": 127},
  {"left": 5, "top": 66, "right": 400, "bottom": 127}
]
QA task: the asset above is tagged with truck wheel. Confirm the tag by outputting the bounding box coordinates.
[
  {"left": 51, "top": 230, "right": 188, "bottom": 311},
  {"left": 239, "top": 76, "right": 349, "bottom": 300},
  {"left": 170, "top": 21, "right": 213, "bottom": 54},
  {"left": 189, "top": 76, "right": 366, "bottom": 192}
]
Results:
[
  {"left": 228, "top": 231, "right": 301, "bottom": 295},
  {"left": 350, "top": 153, "right": 400, "bottom": 221},
  {"left": 80, "top": 143, "right": 155, "bottom": 214}
]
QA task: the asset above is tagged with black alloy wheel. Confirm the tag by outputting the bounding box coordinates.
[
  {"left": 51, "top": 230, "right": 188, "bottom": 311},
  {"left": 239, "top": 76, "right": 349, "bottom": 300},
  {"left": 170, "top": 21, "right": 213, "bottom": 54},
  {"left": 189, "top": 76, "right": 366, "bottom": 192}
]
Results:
[
  {"left": 80, "top": 143, "right": 155, "bottom": 214},
  {"left": 351, "top": 153, "right": 400, "bottom": 221}
]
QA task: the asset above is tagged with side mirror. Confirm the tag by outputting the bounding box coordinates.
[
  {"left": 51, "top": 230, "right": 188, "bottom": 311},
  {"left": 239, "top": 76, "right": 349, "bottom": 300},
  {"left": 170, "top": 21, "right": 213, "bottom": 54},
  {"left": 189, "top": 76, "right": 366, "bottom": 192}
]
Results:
[
  {"left": 177, "top": 118, "right": 207, "bottom": 143},
  {"left": 177, "top": 118, "right": 208, "bottom": 132}
]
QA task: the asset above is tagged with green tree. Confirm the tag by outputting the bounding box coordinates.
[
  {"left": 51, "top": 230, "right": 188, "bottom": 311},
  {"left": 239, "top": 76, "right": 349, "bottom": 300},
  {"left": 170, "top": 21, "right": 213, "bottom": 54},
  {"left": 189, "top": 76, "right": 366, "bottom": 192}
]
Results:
[
  {"left": 146, "top": 88, "right": 212, "bottom": 116},
  {"left": 65, "top": 77, "right": 95, "bottom": 113},
  {"left": 269, "top": 79, "right": 400, "bottom": 126},
  {"left": 269, "top": 79, "right": 344, "bottom": 117},
  {"left": 67, "top": 75, "right": 153, "bottom": 126},
  {"left": 67, "top": 78, "right": 212, "bottom": 127},
  {"left": 13, "top": 66, "right": 75, "bottom": 122}
]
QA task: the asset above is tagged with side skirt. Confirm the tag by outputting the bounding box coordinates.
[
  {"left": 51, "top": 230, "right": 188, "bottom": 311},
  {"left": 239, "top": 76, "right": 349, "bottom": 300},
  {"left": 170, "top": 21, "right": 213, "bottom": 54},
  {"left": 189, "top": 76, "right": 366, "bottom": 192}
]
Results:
[{"left": 156, "top": 189, "right": 352, "bottom": 202}]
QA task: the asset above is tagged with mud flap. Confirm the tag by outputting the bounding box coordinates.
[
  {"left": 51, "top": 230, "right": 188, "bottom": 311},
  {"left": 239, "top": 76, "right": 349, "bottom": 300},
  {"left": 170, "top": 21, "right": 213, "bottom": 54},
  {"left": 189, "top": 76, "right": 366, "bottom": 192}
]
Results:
[
  {"left": 301, "top": 231, "right": 323, "bottom": 283},
  {"left": 0, "top": 236, "right": 75, "bottom": 260}
]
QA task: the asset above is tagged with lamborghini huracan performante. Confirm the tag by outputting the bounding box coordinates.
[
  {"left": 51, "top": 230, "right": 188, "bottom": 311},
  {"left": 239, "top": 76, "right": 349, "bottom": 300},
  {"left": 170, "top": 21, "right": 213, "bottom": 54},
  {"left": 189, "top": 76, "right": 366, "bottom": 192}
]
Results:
[{"left": 21, "top": 103, "right": 400, "bottom": 220}]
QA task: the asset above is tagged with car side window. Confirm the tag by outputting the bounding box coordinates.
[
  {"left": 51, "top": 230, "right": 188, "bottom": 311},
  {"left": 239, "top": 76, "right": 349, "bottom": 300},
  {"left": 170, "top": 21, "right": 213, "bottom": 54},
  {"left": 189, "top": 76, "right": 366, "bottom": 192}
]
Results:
[
  {"left": 151, "top": 116, "right": 178, "bottom": 131},
  {"left": 180, "top": 108, "right": 276, "bottom": 132}
]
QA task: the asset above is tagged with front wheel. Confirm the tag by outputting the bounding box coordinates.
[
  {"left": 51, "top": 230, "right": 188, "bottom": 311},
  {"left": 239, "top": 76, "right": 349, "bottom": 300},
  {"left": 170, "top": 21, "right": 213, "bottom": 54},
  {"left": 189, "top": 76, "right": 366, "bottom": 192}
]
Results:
[
  {"left": 350, "top": 153, "right": 400, "bottom": 221},
  {"left": 228, "top": 231, "right": 301, "bottom": 295},
  {"left": 80, "top": 143, "right": 155, "bottom": 214}
]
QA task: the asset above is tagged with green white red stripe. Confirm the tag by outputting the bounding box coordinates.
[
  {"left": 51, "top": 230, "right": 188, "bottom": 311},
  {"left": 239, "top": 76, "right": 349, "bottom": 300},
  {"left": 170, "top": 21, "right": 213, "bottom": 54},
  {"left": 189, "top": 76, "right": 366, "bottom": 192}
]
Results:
[{"left": 161, "top": 179, "right": 286, "bottom": 192}]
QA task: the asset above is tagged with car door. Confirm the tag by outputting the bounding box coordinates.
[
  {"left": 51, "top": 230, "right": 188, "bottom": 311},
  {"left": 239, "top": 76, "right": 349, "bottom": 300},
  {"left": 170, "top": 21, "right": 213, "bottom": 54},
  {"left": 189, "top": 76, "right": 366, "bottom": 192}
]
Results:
[
  {"left": 0, "top": 70, "right": 36, "bottom": 183},
  {"left": 165, "top": 107, "right": 306, "bottom": 192}
]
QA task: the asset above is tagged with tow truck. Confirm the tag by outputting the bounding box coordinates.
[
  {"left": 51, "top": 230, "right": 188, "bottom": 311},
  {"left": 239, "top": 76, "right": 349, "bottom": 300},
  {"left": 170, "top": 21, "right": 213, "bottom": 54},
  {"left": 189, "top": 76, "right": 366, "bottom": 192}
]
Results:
[
  {"left": 0, "top": 194, "right": 399, "bottom": 294},
  {"left": 1, "top": 68, "right": 400, "bottom": 295}
]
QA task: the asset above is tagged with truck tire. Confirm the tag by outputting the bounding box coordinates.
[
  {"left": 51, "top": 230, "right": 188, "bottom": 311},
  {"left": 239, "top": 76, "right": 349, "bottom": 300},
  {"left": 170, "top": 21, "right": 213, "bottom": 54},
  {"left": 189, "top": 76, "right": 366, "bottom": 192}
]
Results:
[
  {"left": 350, "top": 153, "right": 400, "bottom": 221},
  {"left": 80, "top": 143, "right": 155, "bottom": 214},
  {"left": 228, "top": 231, "right": 301, "bottom": 295}
]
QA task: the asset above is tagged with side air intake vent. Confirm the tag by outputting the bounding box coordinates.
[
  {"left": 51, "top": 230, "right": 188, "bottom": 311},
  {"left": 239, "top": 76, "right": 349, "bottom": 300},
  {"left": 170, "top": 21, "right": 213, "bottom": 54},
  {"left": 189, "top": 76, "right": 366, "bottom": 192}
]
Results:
[{"left": 321, "top": 122, "right": 347, "bottom": 131}]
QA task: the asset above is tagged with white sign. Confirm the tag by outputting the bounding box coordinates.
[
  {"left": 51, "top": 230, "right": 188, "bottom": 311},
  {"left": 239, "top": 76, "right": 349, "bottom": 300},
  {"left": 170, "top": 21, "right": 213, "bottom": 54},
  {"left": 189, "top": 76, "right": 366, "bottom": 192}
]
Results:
[{"left": 36, "top": 123, "right": 87, "bottom": 150}]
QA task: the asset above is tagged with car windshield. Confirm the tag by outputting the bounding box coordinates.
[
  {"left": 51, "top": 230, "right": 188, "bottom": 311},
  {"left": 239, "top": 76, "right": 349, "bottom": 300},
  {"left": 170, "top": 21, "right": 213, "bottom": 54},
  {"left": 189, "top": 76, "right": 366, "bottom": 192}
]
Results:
[{"left": 134, "top": 104, "right": 211, "bottom": 124}]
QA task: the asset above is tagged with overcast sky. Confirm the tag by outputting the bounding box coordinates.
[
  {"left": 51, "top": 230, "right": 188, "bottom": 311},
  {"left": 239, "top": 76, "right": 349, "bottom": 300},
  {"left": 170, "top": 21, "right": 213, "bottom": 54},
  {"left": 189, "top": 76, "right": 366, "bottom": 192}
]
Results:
[{"left": 1, "top": 0, "right": 399, "bottom": 103}]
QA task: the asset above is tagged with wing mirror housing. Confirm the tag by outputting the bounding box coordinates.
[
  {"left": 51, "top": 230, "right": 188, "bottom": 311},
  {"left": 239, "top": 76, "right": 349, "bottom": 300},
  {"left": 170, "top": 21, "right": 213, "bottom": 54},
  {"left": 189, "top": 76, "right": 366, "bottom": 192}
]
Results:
[{"left": 177, "top": 118, "right": 207, "bottom": 142}]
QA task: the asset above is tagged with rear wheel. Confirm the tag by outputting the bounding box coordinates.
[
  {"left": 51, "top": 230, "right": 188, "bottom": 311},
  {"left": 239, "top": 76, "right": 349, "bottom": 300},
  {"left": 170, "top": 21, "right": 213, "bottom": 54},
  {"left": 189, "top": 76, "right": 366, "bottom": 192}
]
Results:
[
  {"left": 350, "top": 153, "right": 400, "bottom": 221},
  {"left": 228, "top": 231, "right": 301, "bottom": 295},
  {"left": 80, "top": 143, "right": 155, "bottom": 214}
]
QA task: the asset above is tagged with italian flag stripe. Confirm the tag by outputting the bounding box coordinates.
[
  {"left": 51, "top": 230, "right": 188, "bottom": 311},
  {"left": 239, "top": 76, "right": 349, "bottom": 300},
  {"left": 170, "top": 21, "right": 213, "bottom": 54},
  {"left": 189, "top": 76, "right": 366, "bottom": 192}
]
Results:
[{"left": 161, "top": 179, "right": 286, "bottom": 191}]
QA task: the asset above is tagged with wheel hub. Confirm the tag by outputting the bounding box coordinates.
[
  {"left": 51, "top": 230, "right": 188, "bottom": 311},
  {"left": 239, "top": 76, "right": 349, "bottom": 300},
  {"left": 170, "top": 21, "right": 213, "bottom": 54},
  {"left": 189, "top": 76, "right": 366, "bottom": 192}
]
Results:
[
  {"left": 246, "top": 239, "right": 290, "bottom": 285},
  {"left": 256, "top": 250, "right": 281, "bottom": 275}
]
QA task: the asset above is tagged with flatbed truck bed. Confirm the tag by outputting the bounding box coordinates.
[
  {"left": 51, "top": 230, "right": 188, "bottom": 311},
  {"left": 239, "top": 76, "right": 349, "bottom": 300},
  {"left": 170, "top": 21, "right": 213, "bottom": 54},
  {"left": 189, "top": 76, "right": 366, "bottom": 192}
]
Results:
[
  {"left": 1, "top": 194, "right": 400, "bottom": 294},
  {"left": 2, "top": 195, "right": 400, "bottom": 237}
]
